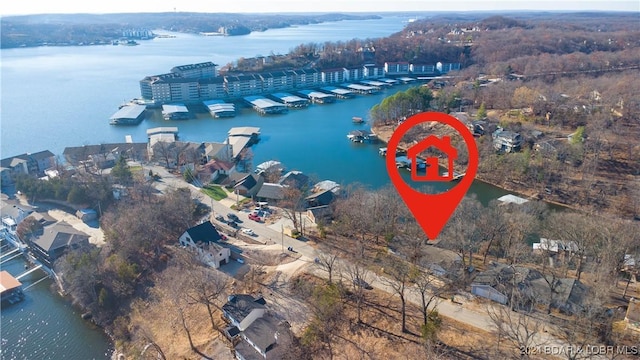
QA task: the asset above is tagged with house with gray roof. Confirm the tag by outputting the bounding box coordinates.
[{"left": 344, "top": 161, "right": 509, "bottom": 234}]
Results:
[
  {"left": 222, "top": 294, "right": 294, "bottom": 360},
  {"left": 1, "top": 150, "right": 55, "bottom": 184},
  {"left": 278, "top": 171, "right": 310, "bottom": 190},
  {"left": 233, "top": 174, "right": 263, "bottom": 198},
  {"left": 28, "top": 221, "right": 90, "bottom": 267},
  {"left": 492, "top": 128, "right": 524, "bottom": 153},
  {"left": 255, "top": 183, "right": 285, "bottom": 202}
]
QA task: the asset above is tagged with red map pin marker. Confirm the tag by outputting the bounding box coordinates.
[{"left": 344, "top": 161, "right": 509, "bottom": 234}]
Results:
[{"left": 386, "top": 111, "right": 479, "bottom": 240}]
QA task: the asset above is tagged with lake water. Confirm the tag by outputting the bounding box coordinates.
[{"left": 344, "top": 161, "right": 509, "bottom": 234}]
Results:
[{"left": 0, "top": 15, "right": 512, "bottom": 358}]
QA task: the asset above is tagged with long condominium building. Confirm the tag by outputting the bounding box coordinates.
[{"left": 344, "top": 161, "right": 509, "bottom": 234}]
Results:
[{"left": 139, "top": 61, "right": 460, "bottom": 104}]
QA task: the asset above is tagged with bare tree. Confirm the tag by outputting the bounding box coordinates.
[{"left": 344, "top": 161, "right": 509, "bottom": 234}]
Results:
[
  {"left": 382, "top": 259, "right": 411, "bottom": 333},
  {"left": 316, "top": 249, "right": 339, "bottom": 284},
  {"left": 344, "top": 261, "right": 370, "bottom": 324},
  {"left": 487, "top": 295, "right": 546, "bottom": 359}
]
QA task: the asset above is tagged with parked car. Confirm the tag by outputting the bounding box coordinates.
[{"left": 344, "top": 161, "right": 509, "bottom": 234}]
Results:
[
  {"left": 236, "top": 258, "right": 245, "bottom": 264},
  {"left": 227, "top": 213, "right": 241, "bottom": 222},
  {"left": 248, "top": 213, "right": 262, "bottom": 222},
  {"left": 241, "top": 228, "right": 256, "bottom": 236},
  {"left": 215, "top": 214, "right": 225, "bottom": 222},
  {"left": 228, "top": 221, "right": 239, "bottom": 228},
  {"left": 353, "top": 278, "right": 373, "bottom": 290}
]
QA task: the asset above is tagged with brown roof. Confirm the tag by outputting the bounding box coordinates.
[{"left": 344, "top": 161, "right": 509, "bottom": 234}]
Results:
[{"left": 0, "top": 271, "right": 22, "bottom": 293}]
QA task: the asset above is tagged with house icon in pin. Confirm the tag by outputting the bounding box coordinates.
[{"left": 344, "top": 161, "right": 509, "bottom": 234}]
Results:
[{"left": 406, "top": 135, "right": 458, "bottom": 181}]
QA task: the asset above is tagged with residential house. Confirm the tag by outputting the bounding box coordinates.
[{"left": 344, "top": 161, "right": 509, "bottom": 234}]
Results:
[
  {"left": 151, "top": 141, "right": 205, "bottom": 169},
  {"left": 255, "top": 161, "right": 283, "bottom": 176},
  {"left": 492, "top": 128, "right": 524, "bottom": 153},
  {"left": 178, "top": 221, "right": 230, "bottom": 268},
  {"left": 255, "top": 183, "right": 286, "bottom": 203},
  {"left": 0, "top": 150, "right": 56, "bottom": 183},
  {"left": 0, "top": 201, "right": 34, "bottom": 234},
  {"left": 313, "top": 180, "right": 340, "bottom": 194},
  {"left": 471, "top": 264, "right": 541, "bottom": 306},
  {"left": 222, "top": 294, "right": 293, "bottom": 360},
  {"left": 306, "top": 188, "right": 335, "bottom": 208},
  {"left": 472, "top": 263, "right": 588, "bottom": 313},
  {"left": 233, "top": 174, "right": 264, "bottom": 198},
  {"left": 278, "top": 171, "right": 310, "bottom": 190},
  {"left": 63, "top": 143, "right": 148, "bottom": 168},
  {"left": 203, "top": 159, "right": 236, "bottom": 182},
  {"left": 205, "top": 142, "right": 234, "bottom": 162},
  {"left": 465, "top": 120, "right": 496, "bottom": 137},
  {"left": 28, "top": 221, "right": 90, "bottom": 267},
  {"left": 532, "top": 238, "right": 579, "bottom": 263},
  {"left": 306, "top": 205, "right": 332, "bottom": 224}
]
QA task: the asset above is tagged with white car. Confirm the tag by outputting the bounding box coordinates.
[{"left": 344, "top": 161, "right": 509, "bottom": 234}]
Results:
[{"left": 241, "top": 228, "right": 256, "bottom": 236}]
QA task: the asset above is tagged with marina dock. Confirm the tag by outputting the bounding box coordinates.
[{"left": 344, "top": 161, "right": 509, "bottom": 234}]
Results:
[
  {"left": 203, "top": 99, "right": 236, "bottom": 118},
  {"left": 244, "top": 96, "right": 288, "bottom": 115},
  {"left": 320, "top": 86, "right": 354, "bottom": 99},
  {"left": 269, "top": 92, "right": 310, "bottom": 108},
  {"left": 341, "top": 83, "right": 379, "bottom": 94},
  {"left": 109, "top": 104, "right": 147, "bottom": 125},
  {"left": 296, "top": 89, "right": 336, "bottom": 104},
  {"left": 162, "top": 104, "right": 191, "bottom": 120}
]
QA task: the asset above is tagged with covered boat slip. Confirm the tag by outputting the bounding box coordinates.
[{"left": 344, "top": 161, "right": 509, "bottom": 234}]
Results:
[
  {"left": 342, "top": 83, "right": 379, "bottom": 94},
  {"left": 320, "top": 86, "right": 354, "bottom": 99},
  {"left": 109, "top": 104, "right": 147, "bottom": 125},
  {"left": 203, "top": 99, "right": 236, "bottom": 118},
  {"left": 162, "top": 103, "right": 191, "bottom": 120},
  {"left": 296, "top": 89, "right": 336, "bottom": 103},
  {"left": 244, "top": 96, "right": 288, "bottom": 115},
  {"left": 269, "top": 92, "right": 310, "bottom": 108}
]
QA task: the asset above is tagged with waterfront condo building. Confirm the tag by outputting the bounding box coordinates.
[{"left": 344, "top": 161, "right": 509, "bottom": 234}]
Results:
[
  {"left": 258, "top": 71, "right": 294, "bottom": 93},
  {"left": 225, "top": 74, "right": 264, "bottom": 98},
  {"left": 171, "top": 61, "right": 217, "bottom": 79},
  {"left": 286, "top": 69, "right": 320, "bottom": 88},
  {"left": 343, "top": 66, "right": 365, "bottom": 82},
  {"left": 384, "top": 61, "right": 411, "bottom": 75},
  {"left": 320, "top": 68, "right": 345, "bottom": 84},
  {"left": 363, "top": 64, "right": 385, "bottom": 78}
]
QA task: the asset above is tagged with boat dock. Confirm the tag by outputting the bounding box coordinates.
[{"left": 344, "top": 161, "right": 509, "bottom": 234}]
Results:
[
  {"left": 244, "top": 96, "right": 288, "bottom": 115},
  {"left": 347, "top": 130, "right": 377, "bottom": 143},
  {"left": 342, "top": 83, "right": 379, "bottom": 94},
  {"left": 109, "top": 104, "right": 147, "bottom": 125},
  {"left": 359, "top": 79, "right": 389, "bottom": 88},
  {"left": 203, "top": 99, "right": 236, "bottom": 118},
  {"left": 320, "top": 86, "right": 354, "bottom": 99},
  {"left": 162, "top": 103, "right": 191, "bottom": 120},
  {"left": 269, "top": 92, "right": 310, "bottom": 108},
  {"left": 296, "top": 89, "right": 336, "bottom": 104},
  {"left": 0, "top": 270, "right": 24, "bottom": 305}
]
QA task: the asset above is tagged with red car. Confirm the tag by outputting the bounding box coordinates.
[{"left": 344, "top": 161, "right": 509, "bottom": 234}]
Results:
[{"left": 248, "top": 213, "right": 262, "bottom": 222}]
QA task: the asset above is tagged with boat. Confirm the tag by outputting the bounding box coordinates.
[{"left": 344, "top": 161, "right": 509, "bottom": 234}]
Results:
[{"left": 352, "top": 116, "right": 364, "bottom": 124}]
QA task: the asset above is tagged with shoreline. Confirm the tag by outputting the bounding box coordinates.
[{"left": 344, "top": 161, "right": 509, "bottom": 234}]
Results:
[{"left": 371, "top": 124, "right": 578, "bottom": 212}]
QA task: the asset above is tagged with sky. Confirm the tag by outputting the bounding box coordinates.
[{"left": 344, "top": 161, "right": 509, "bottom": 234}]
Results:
[{"left": 1, "top": 0, "right": 638, "bottom": 16}]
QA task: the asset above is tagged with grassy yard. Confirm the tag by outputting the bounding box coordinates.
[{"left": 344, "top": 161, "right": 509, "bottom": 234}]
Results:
[{"left": 201, "top": 184, "right": 228, "bottom": 201}]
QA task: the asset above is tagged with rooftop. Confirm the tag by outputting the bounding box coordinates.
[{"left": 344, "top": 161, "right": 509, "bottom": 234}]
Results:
[{"left": 0, "top": 271, "right": 22, "bottom": 293}]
